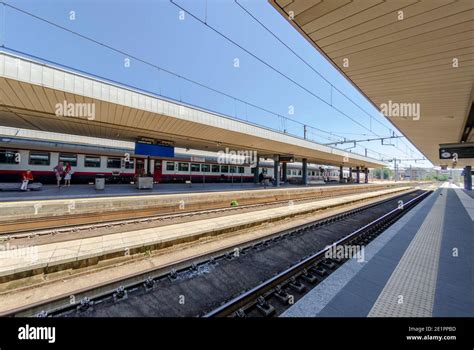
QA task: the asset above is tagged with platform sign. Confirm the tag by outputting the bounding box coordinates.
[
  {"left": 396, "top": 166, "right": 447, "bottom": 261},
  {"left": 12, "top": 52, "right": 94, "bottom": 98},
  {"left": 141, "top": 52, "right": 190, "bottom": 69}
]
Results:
[
  {"left": 135, "top": 142, "right": 174, "bottom": 157},
  {"left": 191, "top": 156, "right": 205, "bottom": 162},
  {"left": 136, "top": 137, "right": 155, "bottom": 145},
  {"left": 439, "top": 144, "right": 474, "bottom": 159},
  {"left": 279, "top": 155, "right": 295, "bottom": 163}
]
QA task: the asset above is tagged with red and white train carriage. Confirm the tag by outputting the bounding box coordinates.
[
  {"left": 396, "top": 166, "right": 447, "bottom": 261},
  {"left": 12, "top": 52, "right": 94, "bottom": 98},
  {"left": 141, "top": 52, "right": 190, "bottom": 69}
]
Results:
[{"left": 0, "top": 138, "right": 369, "bottom": 184}]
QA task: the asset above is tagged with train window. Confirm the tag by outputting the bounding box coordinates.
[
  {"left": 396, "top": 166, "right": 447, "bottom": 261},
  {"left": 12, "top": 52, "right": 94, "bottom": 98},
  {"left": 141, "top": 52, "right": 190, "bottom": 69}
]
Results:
[
  {"left": 124, "top": 159, "right": 135, "bottom": 169},
  {"left": 238, "top": 166, "right": 244, "bottom": 174},
  {"left": 29, "top": 152, "right": 50, "bottom": 166},
  {"left": 0, "top": 150, "right": 19, "bottom": 164},
  {"left": 166, "top": 162, "right": 175, "bottom": 171},
  {"left": 229, "top": 166, "right": 236, "bottom": 173},
  {"left": 298, "top": 170, "right": 302, "bottom": 176},
  {"left": 287, "top": 169, "right": 291, "bottom": 175},
  {"left": 84, "top": 156, "right": 101, "bottom": 168},
  {"left": 201, "top": 164, "right": 210, "bottom": 172},
  {"left": 292, "top": 170, "right": 297, "bottom": 175},
  {"left": 178, "top": 162, "right": 189, "bottom": 172},
  {"left": 59, "top": 153, "right": 77, "bottom": 167},
  {"left": 107, "top": 157, "right": 121, "bottom": 169},
  {"left": 191, "top": 163, "right": 201, "bottom": 172},
  {"left": 221, "top": 165, "right": 229, "bottom": 173},
  {"left": 211, "top": 164, "right": 220, "bottom": 173}
]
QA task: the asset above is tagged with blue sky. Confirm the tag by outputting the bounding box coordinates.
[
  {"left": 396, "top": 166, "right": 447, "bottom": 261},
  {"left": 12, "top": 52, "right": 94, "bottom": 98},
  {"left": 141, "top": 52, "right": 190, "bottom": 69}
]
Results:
[{"left": 1, "top": 0, "right": 431, "bottom": 168}]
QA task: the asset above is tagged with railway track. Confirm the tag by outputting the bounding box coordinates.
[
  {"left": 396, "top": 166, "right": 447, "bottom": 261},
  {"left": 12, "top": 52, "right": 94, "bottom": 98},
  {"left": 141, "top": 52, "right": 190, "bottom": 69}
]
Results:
[
  {"left": 205, "top": 190, "right": 431, "bottom": 317},
  {"left": 3, "top": 189, "right": 431, "bottom": 317},
  {"left": 0, "top": 185, "right": 412, "bottom": 238}
]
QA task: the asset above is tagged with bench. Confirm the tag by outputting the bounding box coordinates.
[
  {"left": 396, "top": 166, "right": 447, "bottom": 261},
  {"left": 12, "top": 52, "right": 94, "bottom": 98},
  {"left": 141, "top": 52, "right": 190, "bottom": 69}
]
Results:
[{"left": 308, "top": 180, "right": 326, "bottom": 185}]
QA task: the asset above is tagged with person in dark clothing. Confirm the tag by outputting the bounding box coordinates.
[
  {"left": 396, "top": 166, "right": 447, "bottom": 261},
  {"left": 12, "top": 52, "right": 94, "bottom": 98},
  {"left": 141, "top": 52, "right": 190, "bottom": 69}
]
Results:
[{"left": 258, "top": 172, "right": 264, "bottom": 184}]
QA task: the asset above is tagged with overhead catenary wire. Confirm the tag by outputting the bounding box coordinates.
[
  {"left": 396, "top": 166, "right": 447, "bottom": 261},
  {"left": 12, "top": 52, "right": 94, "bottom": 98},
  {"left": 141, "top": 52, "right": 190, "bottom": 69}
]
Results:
[
  {"left": 2, "top": 2, "right": 347, "bottom": 142},
  {"left": 234, "top": 0, "right": 391, "bottom": 134},
  {"left": 169, "top": 0, "right": 381, "bottom": 138},
  {"left": 234, "top": 0, "right": 423, "bottom": 161},
  {"left": 4, "top": 1, "right": 423, "bottom": 163},
  {"left": 170, "top": 0, "right": 422, "bottom": 161}
]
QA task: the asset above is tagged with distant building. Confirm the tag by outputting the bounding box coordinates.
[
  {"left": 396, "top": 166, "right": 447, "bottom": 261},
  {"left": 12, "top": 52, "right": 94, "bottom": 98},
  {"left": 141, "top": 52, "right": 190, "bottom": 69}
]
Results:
[{"left": 400, "top": 167, "right": 434, "bottom": 181}]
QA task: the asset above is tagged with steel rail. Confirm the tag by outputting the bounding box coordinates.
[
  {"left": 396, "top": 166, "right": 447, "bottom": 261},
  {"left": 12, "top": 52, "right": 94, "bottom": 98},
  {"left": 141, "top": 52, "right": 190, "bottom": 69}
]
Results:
[{"left": 203, "top": 190, "right": 431, "bottom": 317}]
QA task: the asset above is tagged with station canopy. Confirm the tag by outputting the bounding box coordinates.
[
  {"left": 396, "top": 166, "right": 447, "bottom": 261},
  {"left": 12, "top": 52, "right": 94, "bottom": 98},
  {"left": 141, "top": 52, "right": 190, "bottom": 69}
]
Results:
[
  {"left": 270, "top": 0, "right": 474, "bottom": 168},
  {"left": 0, "top": 52, "right": 384, "bottom": 169}
]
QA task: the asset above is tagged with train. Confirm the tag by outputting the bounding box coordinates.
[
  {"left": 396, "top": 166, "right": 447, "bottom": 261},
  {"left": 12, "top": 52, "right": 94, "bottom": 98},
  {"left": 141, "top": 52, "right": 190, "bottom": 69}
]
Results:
[{"left": 0, "top": 137, "right": 369, "bottom": 185}]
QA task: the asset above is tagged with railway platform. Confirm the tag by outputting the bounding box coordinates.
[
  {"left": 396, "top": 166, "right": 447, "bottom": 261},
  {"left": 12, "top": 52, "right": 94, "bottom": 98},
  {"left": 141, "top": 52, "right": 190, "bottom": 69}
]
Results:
[
  {"left": 0, "top": 182, "right": 411, "bottom": 231},
  {"left": 0, "top": 182, "right": 267, "bottom": 201},
  {"left": 0, "top": 181, "right": 407, "bottom": 202},
  {"left": 0, "top": 186, "right": 413, "bottom": 287},
  {"left": 282, "top": 183, "right": 473, "bottom": 317}
]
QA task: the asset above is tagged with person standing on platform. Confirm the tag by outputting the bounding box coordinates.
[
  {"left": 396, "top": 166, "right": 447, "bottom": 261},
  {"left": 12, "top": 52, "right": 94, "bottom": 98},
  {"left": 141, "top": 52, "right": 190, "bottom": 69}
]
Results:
[
  {"left": 258, "top": 171, "right": 264, "bottom": 184},
  {"left": 53, "top": 162, "right": 64, "bottom": 188},
  {"left": 64, "top": 162, "right": 73, "bottom": 187},
  {"left": 20, "top": 169, "right": 33, "bottom": 191}
]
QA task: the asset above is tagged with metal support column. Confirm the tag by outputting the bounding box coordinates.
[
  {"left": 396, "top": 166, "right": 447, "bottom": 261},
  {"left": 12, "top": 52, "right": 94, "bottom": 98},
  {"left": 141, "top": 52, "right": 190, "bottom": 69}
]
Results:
[
  {"left": 146, "top": 156, "right": 151, "bottom": 176},
  {"left": 302, "top": 158, "right": 308, "bottom": 186},
  {"left": 364, "top": 168, "right": 369, "bottom": 183},
  {"left": 464, "top": 166, "right": 472, "bottom": 191},
  {"left": 282, "top": 162, "right": 287, "bottom": 183},
  {"left": 356, "top": 166, "right": 360, "bottom": 183},
  {"left": 339, "top": 165, "right": 343, "bottom": 182},
  {"left": 349, "top": 167, "right": 352, "bottom": 182},
  {"left": 274, "top": 155, "right": 280, "bottom": 187},
  {"left": 253, "top": 158, "right": 260, "bottom": 184}
]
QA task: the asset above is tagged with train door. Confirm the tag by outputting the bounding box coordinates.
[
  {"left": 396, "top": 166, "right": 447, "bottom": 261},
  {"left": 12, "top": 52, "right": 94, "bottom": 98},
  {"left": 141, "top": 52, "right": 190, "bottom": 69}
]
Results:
[
  {"left": 154, "top": 159, "right": 162, "bottom": 183},
  {"left": 135, "top": 158, "right": 145, "bottom": 176}
]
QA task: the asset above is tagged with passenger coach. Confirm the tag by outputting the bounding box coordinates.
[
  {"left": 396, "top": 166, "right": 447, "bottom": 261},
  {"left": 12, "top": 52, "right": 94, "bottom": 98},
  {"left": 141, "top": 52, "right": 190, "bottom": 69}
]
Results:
[{"left": 0, "top": 138, "right": 368, "bottom": 184}]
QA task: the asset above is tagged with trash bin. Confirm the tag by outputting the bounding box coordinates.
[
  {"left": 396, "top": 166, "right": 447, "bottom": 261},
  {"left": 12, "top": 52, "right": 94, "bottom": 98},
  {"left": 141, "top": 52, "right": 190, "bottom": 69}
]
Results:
[{"left": 95, "top": 174, "right": 105, "bottom": 190}]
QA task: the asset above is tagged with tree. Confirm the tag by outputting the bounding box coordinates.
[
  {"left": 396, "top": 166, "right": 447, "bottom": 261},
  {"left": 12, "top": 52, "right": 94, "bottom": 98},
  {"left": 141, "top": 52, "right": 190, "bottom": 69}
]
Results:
[{"left": 373, "top": 168, "right": 394, "bottom": 180}]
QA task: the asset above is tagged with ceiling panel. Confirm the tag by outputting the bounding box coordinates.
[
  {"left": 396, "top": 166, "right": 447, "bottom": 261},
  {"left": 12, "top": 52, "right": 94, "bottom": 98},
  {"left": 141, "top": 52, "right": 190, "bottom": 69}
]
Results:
[
  {"left": 271, "top": 0, "right": 474, "bottom": 167},
  {"left": 0, "top": 53, "right": 385, "bottom": 168}
]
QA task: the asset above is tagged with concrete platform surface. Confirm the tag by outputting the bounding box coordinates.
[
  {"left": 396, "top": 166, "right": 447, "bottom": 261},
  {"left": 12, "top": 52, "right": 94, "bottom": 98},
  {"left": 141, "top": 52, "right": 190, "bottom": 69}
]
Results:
[
  {"left": 0, "top": 183, "right": 406, "bottom": 223},
  {"left": 0, "top": 181, "right": 410, "bottom": 202},
  {"left": 282, "top": 183, "right": 473, "bottom": 317},
  {"left": 0, "top": 186, "right": 411, "bottom": 282}
]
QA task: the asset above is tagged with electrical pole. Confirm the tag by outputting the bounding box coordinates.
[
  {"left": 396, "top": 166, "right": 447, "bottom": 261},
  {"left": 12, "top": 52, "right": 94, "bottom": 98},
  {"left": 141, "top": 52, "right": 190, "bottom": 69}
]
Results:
[{"left": 394, "top": 158, "right": 398, "bottom": 182}]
